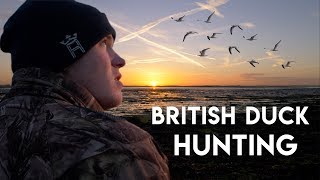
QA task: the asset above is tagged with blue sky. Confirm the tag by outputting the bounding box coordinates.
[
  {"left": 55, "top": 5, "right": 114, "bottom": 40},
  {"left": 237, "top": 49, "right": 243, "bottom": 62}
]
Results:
[{"left": 0, "top": 0, "right": 319, "bottom": 86}]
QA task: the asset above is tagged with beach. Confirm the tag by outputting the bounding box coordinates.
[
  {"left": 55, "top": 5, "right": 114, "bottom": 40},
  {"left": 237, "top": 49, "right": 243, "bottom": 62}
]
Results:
[
  {"left": 118, "top": 87, "right": 320, "bottom": 179},
  {"left": 1, "top": 87, "right": 320, "bottom": 179}
]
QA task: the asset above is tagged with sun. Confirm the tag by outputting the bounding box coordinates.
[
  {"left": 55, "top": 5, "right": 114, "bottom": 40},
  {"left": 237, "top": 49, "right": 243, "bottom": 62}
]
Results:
[{"left": 150, "top": 81, "right": 157, "bottom": 87}]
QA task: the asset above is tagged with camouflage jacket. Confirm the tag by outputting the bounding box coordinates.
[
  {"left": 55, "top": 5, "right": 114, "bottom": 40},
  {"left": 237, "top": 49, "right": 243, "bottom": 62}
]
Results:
[{"left": 0, "top": 68, "right": 169, "bottom": 180}]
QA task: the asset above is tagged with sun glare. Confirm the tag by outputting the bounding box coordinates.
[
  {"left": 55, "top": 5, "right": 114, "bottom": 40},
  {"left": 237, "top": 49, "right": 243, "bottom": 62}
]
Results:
[{"left": 151, "top": 81, "right": 157, "bottom": 87}]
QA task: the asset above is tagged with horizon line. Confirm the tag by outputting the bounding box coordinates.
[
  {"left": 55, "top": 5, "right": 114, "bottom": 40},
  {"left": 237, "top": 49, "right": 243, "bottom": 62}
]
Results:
[
  {"left": 126, "top": 85, "right": 320, "bottom": 87},
  {"left": 1, "top": 84, "right": 319, "bottom": 88}
]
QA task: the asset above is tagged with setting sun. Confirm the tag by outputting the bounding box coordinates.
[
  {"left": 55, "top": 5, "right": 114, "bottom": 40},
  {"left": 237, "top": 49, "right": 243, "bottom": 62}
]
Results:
[{"left": 151, "top": 81, "right": 157, "bottom": 87}]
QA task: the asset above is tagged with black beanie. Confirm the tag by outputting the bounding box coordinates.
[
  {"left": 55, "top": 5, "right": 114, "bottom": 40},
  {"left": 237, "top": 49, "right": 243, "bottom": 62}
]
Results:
[{"left": 0, "top": 0, "right": 116, "bottom": 72}]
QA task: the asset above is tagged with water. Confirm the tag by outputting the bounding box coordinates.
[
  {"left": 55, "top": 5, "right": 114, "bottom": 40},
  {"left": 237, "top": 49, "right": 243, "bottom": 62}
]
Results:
[
  {"left": 109, "top": 86, "right": 320, "bottom": 116},
  {"left": 1, "top": 87, "right": 320, "bottom": 116}
]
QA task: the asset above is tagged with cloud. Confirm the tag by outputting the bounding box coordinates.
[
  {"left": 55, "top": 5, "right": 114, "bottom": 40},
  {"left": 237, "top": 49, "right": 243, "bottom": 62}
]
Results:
[
  {"left": 257, "top": 52, "right": 281, "bottom": 61},
  {"left": 219, "top": 55, "right": 247, "bottom": 68},
  {"left": 223, "top": 56, "right": 231, "bottom": 67},
  {"left": 195, "top": 0, "right": 229, "bottom": 18},
  {"left": 262, "top": 51, "right": 286, "bottom": 67},
  {"left": 240, "top": 22, "right": 256, "bottom": 29},
  {"left": 111, "top": 21, "right": 205, "bottom": 68}
]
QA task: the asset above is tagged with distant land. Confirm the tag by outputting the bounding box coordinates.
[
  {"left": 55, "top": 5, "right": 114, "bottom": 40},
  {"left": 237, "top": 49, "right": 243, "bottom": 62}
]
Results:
[
  {"left": 124, "top": 85, "right": 320, "bottom": 88},
  {"left": 0, "top": 85, "right": 320, "bottom": 88}
]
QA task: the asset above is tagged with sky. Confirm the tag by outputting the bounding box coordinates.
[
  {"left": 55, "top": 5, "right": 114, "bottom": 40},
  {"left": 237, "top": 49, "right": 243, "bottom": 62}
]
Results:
[{"left": 0, "top": 0, "right": 319, "bottom": 86}]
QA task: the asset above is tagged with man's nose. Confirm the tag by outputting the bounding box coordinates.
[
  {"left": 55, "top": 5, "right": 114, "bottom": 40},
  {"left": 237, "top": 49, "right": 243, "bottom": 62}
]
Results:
[{"left": 112, "top": 53, "right": 126, "bottom": 68}]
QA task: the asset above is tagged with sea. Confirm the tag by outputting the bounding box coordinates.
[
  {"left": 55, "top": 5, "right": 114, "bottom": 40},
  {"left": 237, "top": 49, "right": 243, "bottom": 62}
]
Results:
[
  {"left": 112, "top": 86, "right": 320, "bottom": 116},
  {"left": 1, "top": 86, "right": 320, "bottom": 116}
]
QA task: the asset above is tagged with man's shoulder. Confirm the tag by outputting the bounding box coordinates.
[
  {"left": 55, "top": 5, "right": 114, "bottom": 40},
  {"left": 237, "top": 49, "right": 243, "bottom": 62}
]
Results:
[
  {"left": 0, "top": 94, "right": 150, "bottom": 144},
  {"left": 0, "top": 95, "right": 162, "bottom": 178},
  {"left": 50, "top": 104, "right": 170, "bottom": 179},
  {"left": 48, "top": 102, "right": 151, "bottom": 143}
]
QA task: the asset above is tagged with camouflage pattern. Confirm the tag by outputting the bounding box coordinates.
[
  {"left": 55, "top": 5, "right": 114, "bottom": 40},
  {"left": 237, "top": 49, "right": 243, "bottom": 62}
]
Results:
[{"left": 0, "top": 68, "right": 169, "bottom": 180}]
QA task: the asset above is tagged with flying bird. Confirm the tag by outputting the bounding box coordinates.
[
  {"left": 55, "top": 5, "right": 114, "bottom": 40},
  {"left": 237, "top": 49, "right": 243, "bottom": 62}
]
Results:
[
  {"left": 171, "top": 15, "right": 185, "bottom": 22},
  {"left": 265, "top": 40, "right": 282, "bottom": 51},
  {"left": 228, "top": 46, "right": 240, "bottom": 54},
  {"left": 271, "top": 40, "right": 281, "bottom": 51},
  {"left": 282, "top": 61, "right": 295, "bottom": 69},
  {"left": 230, "top": 25, "right": 243, "bottom": 35},
  {"left": 183, "top": 31, "right": 198, "bottom": 42},
  {"left": 199, "top": 48, "right": 210, "bottom": 57},
  {"left": 248, "top": 60, "right": 259, "bottom": 67},
  {"left": 204, "top": 12, "right": 215, "bottom": 23},
  {"left": 207, "top": 33, "right": 222, "bottom": 40},
  {"left": 244, "top": 34, "right": 258, "bottom": 41}
]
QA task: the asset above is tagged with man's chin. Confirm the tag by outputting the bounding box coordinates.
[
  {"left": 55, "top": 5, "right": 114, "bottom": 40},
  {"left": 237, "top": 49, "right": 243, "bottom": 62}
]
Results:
[{"left": 101, "top": 97, "right": 122, "bottom": 110}]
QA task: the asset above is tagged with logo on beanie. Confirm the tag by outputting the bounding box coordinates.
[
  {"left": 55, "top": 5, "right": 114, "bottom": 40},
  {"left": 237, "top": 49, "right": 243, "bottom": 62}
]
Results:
[{"left": 60, "top": 33, "right": 85, "bottom": 59}]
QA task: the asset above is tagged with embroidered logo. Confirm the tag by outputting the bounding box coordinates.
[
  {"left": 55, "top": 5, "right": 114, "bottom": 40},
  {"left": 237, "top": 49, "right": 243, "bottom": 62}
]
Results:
[
  {"left": 60, "top": 33, "right": 85, "bottom": 58},
  {"left": 0, "top": 106, "right": 6, "bottom": 116}
]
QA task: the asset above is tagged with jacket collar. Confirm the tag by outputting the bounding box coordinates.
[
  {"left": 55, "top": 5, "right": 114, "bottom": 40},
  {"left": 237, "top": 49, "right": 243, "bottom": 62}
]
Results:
[{"left": 11, "top": 68, "right": 105, "bottom": 112}]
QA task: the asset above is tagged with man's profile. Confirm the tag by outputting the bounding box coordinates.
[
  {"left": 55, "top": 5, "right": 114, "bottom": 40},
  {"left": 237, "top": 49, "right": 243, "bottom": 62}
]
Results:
[{"left": 0, "top": 0, "right": 169, "bottom": 179}]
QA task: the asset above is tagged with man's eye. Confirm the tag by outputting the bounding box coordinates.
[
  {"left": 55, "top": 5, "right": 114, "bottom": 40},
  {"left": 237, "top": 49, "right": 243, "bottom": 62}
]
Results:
[{"left": 107, "top": 47, "right": 116, "bottom": 59}]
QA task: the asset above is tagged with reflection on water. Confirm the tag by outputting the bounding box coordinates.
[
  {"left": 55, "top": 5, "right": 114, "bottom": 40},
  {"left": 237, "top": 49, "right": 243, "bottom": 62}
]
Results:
[{"left": 109, "top": 87, "right": 320, "bottom": 116}]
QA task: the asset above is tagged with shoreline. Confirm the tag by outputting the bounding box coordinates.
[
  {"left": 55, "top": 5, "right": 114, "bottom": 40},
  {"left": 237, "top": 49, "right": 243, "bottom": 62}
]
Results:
[{"left": 126, "top": 100, "right": 320, "bottom": 179}]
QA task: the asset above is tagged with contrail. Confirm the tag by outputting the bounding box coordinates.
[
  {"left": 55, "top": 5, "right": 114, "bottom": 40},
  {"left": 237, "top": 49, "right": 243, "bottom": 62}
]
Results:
[
  {"left": 195, "top": 0, "right": 229, "bottom": 18},
  {"left": 117, "top": 0, "right": 230, "bottom": 43},
  {"left": 111, "top": 22, "right": 205, "bottom": 68},
  {"left": 180, "top": 51, "right": 216, "bottom": 60},
  {"left": 117, "top": 8, "right": 203, "bottom": 43},
  {"left": 127, "top": 58, "right": 170, "bottom": 65}
]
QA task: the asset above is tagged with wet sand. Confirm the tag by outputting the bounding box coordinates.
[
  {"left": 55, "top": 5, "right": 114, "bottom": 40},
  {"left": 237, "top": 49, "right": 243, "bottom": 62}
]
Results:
[{"left": 126, "top": 95, "right": 320, "bottom": 179}]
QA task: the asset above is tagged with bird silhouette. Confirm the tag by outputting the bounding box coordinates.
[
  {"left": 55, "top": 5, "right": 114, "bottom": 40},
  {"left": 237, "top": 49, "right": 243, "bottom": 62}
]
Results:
[
  {"left": 183, "top": 31, "right": 198, "bottom": 42},
  {"left": 204, "top": 12, "right": 215, "bottom": 23},
  {"left": 199, "top": 48, "right": 210, "bottom": 57},
  {"left": 244, "top": 34, "right": 257, "bottom": 41},
  {"left": 271, "top": 40, "right": 281, "bottom": 51},
  {"left": 248, "top": 60, "right": 259, "bottom": 67},
  {"left": 230, "top": 25, "right": 243, "bottom": 35},
  {"left": 207, "top": 33, "right": 222, "bottom": 40},
  {"left": 171, "top": 15, "right": 185, "bottom": 22},
  {"left": 228, "top": 46, "right": 240, "bottom": 54},
  {"left": 282, "top": 61, "right": 295, "bottom": 69}
]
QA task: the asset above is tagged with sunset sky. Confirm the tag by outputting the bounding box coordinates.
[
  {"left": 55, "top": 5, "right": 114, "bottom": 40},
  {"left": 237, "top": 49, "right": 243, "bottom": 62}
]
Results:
[{"left": 0, "top": 0, "right": 319, "bottom": 86}]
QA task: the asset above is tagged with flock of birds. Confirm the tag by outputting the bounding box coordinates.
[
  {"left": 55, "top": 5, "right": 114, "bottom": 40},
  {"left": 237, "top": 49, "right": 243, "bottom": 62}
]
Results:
[{"left": 171, "top": 12, "right": 295, "bottom": 69}]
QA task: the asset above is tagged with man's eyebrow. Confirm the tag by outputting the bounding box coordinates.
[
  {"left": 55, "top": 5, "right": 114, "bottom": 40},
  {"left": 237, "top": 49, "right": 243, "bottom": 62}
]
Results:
[
  {"left": 106, "top": 35, "right": 114, "bottom": 43},
  {"left": 106, "top": 34, "right": 113, "bottom": 39}
]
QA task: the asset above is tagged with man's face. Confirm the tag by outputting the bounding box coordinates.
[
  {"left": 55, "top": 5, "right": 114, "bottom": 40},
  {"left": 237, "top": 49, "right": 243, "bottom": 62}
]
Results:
[{"left": 74, "top": 34, "right": 125, "bottom": 109}]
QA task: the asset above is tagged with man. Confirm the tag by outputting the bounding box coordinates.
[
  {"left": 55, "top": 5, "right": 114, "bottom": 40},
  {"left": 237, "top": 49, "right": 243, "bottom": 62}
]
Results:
[{"left": 0, "top": 0, "right": 169, "bottom": 179}]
